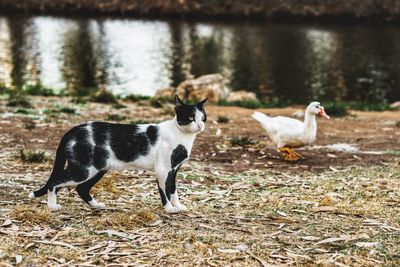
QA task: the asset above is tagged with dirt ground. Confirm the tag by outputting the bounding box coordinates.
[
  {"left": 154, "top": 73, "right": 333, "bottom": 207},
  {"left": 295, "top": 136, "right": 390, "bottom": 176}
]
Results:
[{"left": 0, "top": 96, "right": 399, "bottom": 266}]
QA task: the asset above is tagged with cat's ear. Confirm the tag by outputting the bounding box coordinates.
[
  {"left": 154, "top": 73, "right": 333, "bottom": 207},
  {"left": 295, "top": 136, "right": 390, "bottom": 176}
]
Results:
[
  {"left": 174, "top": 95, "right": 184, "bottom": 108},
  {"left": 197, "top": 97, "right": 208, "bottom": 108}
]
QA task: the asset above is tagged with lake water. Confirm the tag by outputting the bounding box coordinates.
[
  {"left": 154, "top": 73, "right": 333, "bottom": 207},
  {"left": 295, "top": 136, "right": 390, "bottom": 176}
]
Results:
[{"left": 0, "top": 14, "right": 399, "bottom": 104}]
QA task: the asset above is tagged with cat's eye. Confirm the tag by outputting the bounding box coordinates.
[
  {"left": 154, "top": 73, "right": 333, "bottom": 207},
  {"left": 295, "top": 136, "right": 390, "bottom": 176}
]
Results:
[{"left": 188, "top": 116, "right": 194, "bottom": 121}]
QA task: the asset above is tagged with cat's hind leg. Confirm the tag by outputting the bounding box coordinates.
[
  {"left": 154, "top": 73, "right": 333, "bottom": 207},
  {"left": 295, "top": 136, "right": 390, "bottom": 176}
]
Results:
[
  {"left": 76, "top": 169, "right": 107, "bottom": 209},
  {"left": 45, "top": 170, "right": 76, "bottom": 211},
  {"left": 156, "top": 175, "right": 179, "bottom": 213},
  {"left": 47, "top": 188, "right": 62, "bottom": 211}
]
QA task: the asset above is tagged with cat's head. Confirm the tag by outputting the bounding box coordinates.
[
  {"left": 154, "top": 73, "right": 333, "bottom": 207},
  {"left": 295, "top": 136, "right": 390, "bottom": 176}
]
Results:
[{"left": 174, "top": 95, "right": 208, "bottom": 134}]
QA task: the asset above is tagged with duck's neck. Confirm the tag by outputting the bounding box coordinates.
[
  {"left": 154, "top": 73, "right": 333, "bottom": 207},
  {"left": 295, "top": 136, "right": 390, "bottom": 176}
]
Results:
[{"left": 303, "top": 111, "right": 317, "bottom": 137}]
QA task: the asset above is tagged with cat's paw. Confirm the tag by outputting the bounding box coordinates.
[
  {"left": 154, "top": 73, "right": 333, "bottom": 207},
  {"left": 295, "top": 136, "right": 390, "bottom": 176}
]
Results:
[
  {"left": 164, "top": 206, "right": 181, "bottom": 213},
  {"left": 48, "top": 204, "right": 62, "bottom": 211},
  {"left": 164, "top": 203, "right": 188, "bottom": 213},
  {"left": 175, "top": 203, "right": 188, "bottom": 212},
  {"left": 92, "top": 202, "right": 106, "bottom": 209},
  {"left": 89, "top": 200, "right": 107, "bottom": 209}
]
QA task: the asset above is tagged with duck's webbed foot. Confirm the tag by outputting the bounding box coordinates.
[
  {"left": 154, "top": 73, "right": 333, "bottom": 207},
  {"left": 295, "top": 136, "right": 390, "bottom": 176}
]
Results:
[{"left": 279, "top": 147, "right": 302, "bottom": 161}]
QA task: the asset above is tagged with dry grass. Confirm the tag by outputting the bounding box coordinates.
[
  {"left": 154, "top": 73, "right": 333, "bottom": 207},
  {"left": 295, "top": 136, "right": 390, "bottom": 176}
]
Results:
[
  {"left": 92, "top": 172, "right": 121, "bottom": 195},
  {"left": 10, "top": 205, "right": 57, "bottom": 225},
  {"left": 100, "top": 209, "right": 158, "bottom": 229},
  {"left": 1, "top": 164, "right": 399, "bottom": 266}
]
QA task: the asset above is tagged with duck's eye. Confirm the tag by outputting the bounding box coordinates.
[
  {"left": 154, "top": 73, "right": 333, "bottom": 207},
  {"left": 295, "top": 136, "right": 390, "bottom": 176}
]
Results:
[{"left": 188, "top": 116, "right": 194, "bottom": 121}]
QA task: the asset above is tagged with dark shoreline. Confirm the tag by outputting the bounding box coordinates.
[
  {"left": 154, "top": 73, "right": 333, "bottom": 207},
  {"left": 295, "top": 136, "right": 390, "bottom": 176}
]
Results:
[{"left": 1, "top": 0, "right": 400, "bottom": 23}]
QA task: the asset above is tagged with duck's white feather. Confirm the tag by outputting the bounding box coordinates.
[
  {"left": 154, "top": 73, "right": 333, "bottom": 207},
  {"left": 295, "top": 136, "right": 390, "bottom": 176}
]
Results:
[{"left": 252, "top": 102, "right": 325, "bottom": 149}]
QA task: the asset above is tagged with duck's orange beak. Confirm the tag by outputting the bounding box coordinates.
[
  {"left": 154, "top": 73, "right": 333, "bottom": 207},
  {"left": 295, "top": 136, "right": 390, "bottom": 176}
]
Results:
[{"left": 318, "top": 107, "right": 330, "bottom": 119}]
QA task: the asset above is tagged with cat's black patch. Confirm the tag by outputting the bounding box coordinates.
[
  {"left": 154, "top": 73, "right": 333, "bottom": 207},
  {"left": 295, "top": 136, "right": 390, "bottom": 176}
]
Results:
[
  {"left": 76, "top": 170, "right": 107, "bottom": 203},
  {"left": 73, "top": 143, "right": 93, "bottom": 166},
  {"left": 68, "top": 163, "right": 89, "bottom": 182},
  {"left": 171, "top": 145, "right": 188, "bottom": 169},
  {"left": 157, "top": 181, "right": 168, "bottom": 206},
  {"left": 165, "top": 169, "right": 177, "bottom": 200},
  {"left": 91, "top": 122, "right": 110, "bottom": 145},
  {"left": 175, "top": 105, "right": 197, "bottom": 126},
  {"left": 146, "top": 125, "right": 159, "bottom": 145},
  {"left": 175, "top": 96, "right": 207, "bottom": 126},
  {"left": 109, "top": 124, "right": 151, "bottom": 162},
  {"left": 93, "top": 146, "right": 109, "bottom": 170}
]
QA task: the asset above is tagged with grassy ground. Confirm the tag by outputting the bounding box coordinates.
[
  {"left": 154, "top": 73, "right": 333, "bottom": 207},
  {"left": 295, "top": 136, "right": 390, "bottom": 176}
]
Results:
[{"left": 0, "top": 96, "right": 399, "bottom": 266}]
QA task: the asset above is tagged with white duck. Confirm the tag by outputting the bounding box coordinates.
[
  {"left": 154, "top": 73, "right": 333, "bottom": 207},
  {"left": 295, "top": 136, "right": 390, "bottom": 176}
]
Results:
[{"left": 252, "top": 102, "right": 330, "bottom": 161}]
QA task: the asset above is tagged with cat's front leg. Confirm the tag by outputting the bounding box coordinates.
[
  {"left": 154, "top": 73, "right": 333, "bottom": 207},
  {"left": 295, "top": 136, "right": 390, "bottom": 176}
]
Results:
[
  {"left": 156, "top": 171, "right": 180, "bottom": 213},
  {"left": 155, "top": 142, "right": 188, "bottom": 213},
  {"left": 170, "top": 180, "right": 188, "bottom": 212},
  {"left": 155, "top": 167, "right": 187, "bottom": 213}
]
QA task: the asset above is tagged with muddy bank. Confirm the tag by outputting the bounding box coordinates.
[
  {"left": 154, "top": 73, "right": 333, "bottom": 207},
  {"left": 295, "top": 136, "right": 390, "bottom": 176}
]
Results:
[{"left": 1, "top": 0, "right": 400, "bottom": 21}]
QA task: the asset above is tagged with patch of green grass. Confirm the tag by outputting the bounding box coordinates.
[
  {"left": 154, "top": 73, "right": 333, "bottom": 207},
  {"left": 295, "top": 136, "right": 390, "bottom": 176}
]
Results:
[
  {"left": 323, "top": 102, "right": 349, "bottom": 117},
  {"left": 216, "top": 98, "right": 395, "bottom": 113},
  {"left": 43, "top": 108, "right": 58, "bottom": 115},
  {"left": 386, "top": 150, "right": 400, "bottom": 155},
  {"left": 23, "top": 84, "right": 55, "bottom": 96},
  {"left": 149, "top": 97, "right": 173, "bottom": 108},
  {"left": 106, "top": 114, "right": 126, "bottom": 121},
  {"left": 59, "top": 106, "right": 76, "bottom": 114},
  {"left": 89, "top": 89, "right": 118, "bottom": 104},
  {"left": 229, "top": 136, "right": 258, "bottom": 146},
  {"left": 322, "top": 101, "right": 395, "bottom": 115},
  {"left": 0, "top": 83, "right": 11, "bottom": 95},
  {"left": 112, "top": 103, "right": 127, "bottom": 109},
  {"left": 124, "top": 94, "right": 151, "bottom": 102},
  {"left": 17, "top": 149, "right": 50, "bottom": 163},
  {"left": 217, "top": 115, "right": 230, "bottom": 123},
  {"left": 16, "top": 108, "right": 31, "bottom": 114},
  {"left": 6, "top": 94, "right": 32, "bottom": 108},
  {"left": 218, "top": 99, "right": 263, "bottom": 109},
  {"left": 70, "top": 97, "right": 88, "bottom": 104},
  {"left": 347, "top": 102, "right": 394, "bottom": 112}
]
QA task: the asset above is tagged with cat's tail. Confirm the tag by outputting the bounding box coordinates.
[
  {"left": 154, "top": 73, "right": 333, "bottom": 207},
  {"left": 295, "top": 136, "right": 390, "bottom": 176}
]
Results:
[{"left": 29, "top": 135, "right": 69, "bottom": 198}]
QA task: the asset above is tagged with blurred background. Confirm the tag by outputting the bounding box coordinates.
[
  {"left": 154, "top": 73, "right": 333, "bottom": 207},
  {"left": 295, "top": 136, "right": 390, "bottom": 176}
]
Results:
[{"left": 0, "top": 0, "right": 399, "bottom": 106}]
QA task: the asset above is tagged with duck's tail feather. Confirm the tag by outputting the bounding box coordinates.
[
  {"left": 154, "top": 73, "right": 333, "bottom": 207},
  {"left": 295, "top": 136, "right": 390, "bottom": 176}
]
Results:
[{"left": 252, "top": 111, "right": 270, "bottom": 124}]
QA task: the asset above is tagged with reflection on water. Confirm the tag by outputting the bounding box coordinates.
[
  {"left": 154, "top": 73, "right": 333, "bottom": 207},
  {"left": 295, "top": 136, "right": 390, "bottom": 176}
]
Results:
[{"left": 0, "top": 14, "right": 399, "bottom": 104}]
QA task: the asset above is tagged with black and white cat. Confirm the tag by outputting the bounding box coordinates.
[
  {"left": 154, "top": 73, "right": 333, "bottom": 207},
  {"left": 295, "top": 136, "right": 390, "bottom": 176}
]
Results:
[{"left": 29, "top": 95, "right": 207, "bottom": 213}]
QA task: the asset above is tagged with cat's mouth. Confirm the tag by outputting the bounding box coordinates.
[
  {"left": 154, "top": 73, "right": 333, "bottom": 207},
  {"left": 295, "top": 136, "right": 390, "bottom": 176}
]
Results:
[{"left": 186, "top": 127, "right": 204, "bottom": 134}]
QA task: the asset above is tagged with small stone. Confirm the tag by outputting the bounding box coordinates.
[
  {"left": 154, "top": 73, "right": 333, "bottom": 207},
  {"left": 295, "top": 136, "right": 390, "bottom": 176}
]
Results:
[
  {"left": 1, "top": 219, "right": 12, "bottom": 227},
  {"left": 15, "top": 255, "right": 23, "bottom": 264},
  {"left": 235, "top": 244, "right": 249, "bottom": 252}
]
